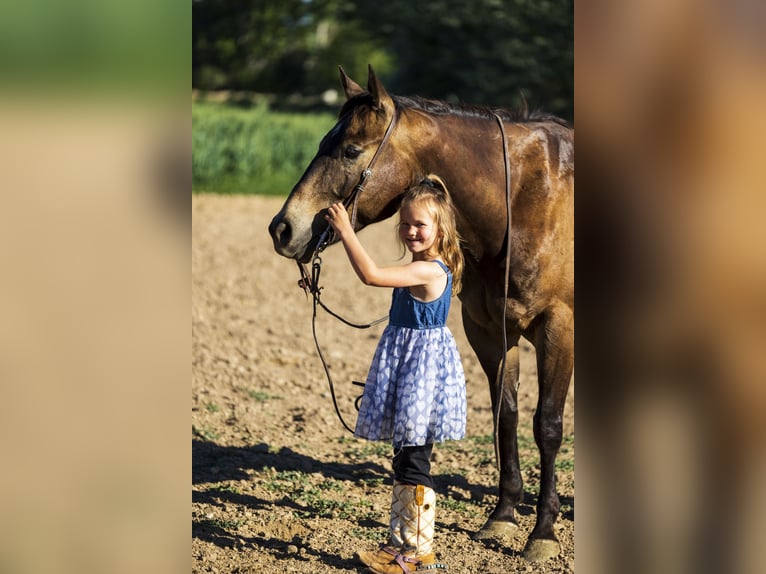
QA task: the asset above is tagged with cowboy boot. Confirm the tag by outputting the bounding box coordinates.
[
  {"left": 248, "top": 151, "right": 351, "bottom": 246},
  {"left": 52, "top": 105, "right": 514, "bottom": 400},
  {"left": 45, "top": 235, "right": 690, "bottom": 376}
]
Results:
[
  {"left": 361, "top": 484, "right": 441, "bottom": 573},
  {"left": 358, "top": 481, "right": 408, "bottom": 567}
]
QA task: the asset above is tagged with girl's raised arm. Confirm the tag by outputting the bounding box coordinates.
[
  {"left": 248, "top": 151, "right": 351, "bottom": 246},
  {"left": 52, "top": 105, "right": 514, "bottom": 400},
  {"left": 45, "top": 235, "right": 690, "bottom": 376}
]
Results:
[{"left": 325, "top": 203, "right": 442, "bottom": 288}]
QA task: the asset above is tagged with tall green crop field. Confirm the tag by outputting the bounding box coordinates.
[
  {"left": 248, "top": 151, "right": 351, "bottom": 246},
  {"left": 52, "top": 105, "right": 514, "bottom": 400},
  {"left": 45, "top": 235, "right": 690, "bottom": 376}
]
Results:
[{"left": 193, "top": 102, "right": 336, "bottom": 195}]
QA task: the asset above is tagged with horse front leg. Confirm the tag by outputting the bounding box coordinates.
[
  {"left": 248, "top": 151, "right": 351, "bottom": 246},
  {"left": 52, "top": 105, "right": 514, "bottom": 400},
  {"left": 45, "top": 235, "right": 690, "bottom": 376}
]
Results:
[
  {"left": 462, "top": 308, "right": 523, "bottom": 541},
  {"left": 523, "top": 303, "right": 574, "bottom": 561}
]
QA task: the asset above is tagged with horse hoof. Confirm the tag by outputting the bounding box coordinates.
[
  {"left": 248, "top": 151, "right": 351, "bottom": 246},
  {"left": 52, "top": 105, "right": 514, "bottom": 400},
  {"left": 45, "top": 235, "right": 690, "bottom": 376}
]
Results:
[
  {"left": 473, "top": 520, "right": 519, "bottom": 541},
  {"left": 522, "top": 538, "right": 561, "bottom": 561}
]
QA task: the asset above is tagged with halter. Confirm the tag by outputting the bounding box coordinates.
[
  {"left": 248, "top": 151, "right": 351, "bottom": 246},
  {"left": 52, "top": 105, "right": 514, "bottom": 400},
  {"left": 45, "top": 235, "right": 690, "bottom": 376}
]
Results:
[{"left": 295, "top": 106, "right": 399, "bottom": 434}]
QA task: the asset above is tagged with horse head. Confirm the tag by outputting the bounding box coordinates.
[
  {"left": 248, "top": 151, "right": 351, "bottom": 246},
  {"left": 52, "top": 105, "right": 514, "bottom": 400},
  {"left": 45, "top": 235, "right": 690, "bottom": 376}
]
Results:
[{"left": 269, "top": 65, "right": 414, "bottom": 262}]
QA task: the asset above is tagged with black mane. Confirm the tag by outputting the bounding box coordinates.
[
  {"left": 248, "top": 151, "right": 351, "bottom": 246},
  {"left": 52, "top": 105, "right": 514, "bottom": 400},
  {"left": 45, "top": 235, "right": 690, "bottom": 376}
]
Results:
[{"left": 339, "top": 92, "right": 570, "bottom": 128}]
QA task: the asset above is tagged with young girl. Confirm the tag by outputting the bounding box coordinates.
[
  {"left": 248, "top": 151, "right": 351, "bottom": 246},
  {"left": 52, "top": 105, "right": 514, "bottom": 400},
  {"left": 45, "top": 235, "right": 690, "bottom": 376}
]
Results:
[{"left": 325, "top": 175, "right": 466, "bottom": 574}]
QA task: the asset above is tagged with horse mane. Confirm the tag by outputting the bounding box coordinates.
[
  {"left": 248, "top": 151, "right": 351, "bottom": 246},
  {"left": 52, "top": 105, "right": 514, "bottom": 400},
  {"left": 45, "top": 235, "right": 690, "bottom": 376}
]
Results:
[{"left": 339, "top": 92, "right": 570, "bottom": 128}]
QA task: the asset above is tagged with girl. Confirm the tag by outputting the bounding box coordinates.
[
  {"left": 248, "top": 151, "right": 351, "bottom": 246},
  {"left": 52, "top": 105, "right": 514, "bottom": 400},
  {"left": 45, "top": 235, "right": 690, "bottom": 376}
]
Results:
[{"left": 324, "top": 175, "right": 466, "bottom": 574}]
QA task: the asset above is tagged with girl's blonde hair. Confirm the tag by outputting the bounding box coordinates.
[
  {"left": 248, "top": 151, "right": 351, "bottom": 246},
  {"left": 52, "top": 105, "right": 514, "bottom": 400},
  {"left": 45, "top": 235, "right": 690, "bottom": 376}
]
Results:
[{"left": 398, "top": 174, "right": 464, "bottom": 295}]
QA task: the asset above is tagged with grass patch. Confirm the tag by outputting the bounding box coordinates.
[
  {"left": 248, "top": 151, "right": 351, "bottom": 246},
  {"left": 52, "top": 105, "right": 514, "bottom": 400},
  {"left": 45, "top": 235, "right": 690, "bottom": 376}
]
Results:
[
  {"left": 294, "top": 490, "right": 374, "bottom": 520},
  {"left": 192, "top": 425, "right": 219, "bottom": 441},
  {"left": 193, "top": 101, "right": 335, "bottom": 195},
  {"left": 361, "top": 477, "right": 386, "bottom": 488},
  {"left": 439, "top": 434, "right": 496, "bottom": 466},
  {"left": 262, "top": 469, "right": 312, "bottom": 492},
  {"left": 336, "top": 437, "right": 391, "bottom": 460},
  {"left": 440, "top": 496, "right": 483, "bottom": 518},
  {"left": 207, "top": 483, "right": 242, "bottom": 495},
  {"left": 349, "top": 526, "right": 387, "bottom": 541},
  {"left": 259, "top": 469, "right": 378, "bottom": 521},
  {"left": 247, "top": 390, "right": 282, "bottom": 402},
  {"left": 196, "top": 517, "right": 245, "bottom": 530}
]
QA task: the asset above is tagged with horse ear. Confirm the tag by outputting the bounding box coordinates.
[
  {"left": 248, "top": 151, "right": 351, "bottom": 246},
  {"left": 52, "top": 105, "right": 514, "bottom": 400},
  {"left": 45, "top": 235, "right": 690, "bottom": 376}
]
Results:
[
  {"left": 339, "top": 66, "right": 365, "bottom": 100},
  {"left": 366, "top": 64, "right": 392, "bottom": 111}
]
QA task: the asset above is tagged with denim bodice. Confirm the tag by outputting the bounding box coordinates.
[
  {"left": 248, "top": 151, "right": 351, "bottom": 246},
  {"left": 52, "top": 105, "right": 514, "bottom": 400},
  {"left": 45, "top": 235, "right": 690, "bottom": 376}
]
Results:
[{"left": 388, "top": 260, "right": 452, "bottom": 329}]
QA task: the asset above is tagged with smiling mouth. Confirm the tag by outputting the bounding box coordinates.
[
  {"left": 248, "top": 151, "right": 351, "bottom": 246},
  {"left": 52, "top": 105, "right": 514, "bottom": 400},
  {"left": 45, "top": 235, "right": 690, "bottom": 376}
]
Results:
[{"left": 405, "top": 239, "right": 421, "bottom": 248}]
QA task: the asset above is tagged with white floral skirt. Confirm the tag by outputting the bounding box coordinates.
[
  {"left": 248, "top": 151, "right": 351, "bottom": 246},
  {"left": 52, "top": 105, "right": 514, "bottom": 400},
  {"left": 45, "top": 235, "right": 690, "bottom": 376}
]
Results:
[{"left": 354, "top": 324, "right": 466, "bottom": 448}]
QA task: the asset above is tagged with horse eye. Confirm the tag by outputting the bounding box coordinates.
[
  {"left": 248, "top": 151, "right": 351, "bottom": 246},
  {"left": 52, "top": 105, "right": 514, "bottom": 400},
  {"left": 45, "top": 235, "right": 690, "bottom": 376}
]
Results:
[{"left": 344, "top": 145, "right": 361, "bottom": 159}]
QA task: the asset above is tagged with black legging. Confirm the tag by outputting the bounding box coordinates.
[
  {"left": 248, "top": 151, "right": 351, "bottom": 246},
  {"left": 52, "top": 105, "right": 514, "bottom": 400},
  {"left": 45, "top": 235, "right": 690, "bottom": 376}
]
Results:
[{"left": 392, "top": 444, "right": 434, "bottom": 489}]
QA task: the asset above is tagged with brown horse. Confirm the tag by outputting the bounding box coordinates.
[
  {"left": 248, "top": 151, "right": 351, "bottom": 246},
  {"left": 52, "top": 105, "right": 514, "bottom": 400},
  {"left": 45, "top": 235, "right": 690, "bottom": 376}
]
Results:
[{"left": 268, "top": 66, "right": 573, "bottom": 561}]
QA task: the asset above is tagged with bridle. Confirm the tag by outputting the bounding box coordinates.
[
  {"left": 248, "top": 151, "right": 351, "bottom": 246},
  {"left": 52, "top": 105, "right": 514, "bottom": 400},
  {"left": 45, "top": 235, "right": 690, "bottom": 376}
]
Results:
[
  {"left": 296, "top": 106, "right": 399, "bottom": 295},
  {"left": 295, "top": 106, "right": 399, "bottom": 434}
]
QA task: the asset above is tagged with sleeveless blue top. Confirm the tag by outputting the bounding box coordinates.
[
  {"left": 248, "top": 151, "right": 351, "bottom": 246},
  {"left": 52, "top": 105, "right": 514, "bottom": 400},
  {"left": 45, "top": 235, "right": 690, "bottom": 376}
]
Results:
[{"left": 388, "top": 260, "right": 452, "bottom": 329}]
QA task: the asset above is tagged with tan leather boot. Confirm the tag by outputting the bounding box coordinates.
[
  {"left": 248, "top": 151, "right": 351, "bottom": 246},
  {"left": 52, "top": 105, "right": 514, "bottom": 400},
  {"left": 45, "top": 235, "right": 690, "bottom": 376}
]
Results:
[{"left": 359, "top": 483, "right": 441, "bottom": 573}]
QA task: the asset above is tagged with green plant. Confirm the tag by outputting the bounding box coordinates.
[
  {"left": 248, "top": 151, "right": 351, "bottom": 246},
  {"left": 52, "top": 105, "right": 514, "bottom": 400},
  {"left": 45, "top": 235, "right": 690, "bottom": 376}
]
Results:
[
  {"left": 208, "top": 483, "right": 242, "bottom": 495},
  {"left": 192, "top": 101, "right": 335, "bottom": 195},
  {"left": 440, "top": 496, "right": 482, "bottom": 518},
  {"left": 247, "top": 389, "right": 281, "bottom": 402},
  {"left": 192, "top": 425, "right": 218, "bottom": 441},
  {"left": 349, "top": 526, "right": 387, "bottom": 541},
  {"left": 196, "top": 517, "right": 245, "bottom": 530}
]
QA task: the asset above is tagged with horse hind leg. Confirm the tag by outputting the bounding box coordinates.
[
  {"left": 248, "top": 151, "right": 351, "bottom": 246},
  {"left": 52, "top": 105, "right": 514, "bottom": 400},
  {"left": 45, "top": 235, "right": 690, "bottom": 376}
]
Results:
[
  {"left": 523, "top": 303, "right": 574, "bottom": 561},
  {"left": 462, "top": 309, "right": 523, "bottom": 541}
]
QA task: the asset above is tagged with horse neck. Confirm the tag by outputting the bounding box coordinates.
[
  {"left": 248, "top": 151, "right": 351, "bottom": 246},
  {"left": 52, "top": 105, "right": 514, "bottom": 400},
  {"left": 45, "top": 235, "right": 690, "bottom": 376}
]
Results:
[{"left": 407, "top": 112, "right": 518, "bottom": 260}]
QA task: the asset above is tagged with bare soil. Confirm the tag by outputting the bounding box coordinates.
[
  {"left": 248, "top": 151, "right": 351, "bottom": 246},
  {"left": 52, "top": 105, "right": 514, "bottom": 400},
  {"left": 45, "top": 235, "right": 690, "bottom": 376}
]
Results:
[{"left": 192, "top": 194, "right": 574, "bottom": 573}]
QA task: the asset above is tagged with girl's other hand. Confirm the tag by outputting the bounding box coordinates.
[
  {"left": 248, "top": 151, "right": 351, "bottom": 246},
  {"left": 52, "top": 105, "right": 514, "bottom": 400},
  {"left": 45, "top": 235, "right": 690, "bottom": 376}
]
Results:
[{"left": 325, "top": 203, "right": 352, "bottom": 236}]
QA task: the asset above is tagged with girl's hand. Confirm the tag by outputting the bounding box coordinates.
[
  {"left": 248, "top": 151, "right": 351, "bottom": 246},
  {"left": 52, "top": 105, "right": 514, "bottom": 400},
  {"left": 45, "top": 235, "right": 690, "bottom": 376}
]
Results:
[{"left": 324, "top": 203, "right": 353, "bottom": 236}]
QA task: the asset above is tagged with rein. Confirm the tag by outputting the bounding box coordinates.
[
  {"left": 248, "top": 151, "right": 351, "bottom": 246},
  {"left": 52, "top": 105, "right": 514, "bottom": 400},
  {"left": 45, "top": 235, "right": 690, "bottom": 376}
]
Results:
[
  {"left": 493, "top": 112, "right": 513, "bottom": 470},
  {"left": 295, "top": 107, "right": 399, "bottom": 434}
]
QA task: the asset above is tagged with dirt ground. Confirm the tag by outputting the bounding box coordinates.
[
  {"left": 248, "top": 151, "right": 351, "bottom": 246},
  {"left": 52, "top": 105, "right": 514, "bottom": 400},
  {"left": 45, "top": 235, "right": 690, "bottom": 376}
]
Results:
[{"left": 192, "top": 194, "right": 574, "bottom": 573}]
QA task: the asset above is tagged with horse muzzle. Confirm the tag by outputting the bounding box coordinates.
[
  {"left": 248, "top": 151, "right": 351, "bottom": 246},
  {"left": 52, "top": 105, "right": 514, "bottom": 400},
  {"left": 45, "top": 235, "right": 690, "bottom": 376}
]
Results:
[{"left": 268, "top": 211, "right": 315, "bottom": 262}]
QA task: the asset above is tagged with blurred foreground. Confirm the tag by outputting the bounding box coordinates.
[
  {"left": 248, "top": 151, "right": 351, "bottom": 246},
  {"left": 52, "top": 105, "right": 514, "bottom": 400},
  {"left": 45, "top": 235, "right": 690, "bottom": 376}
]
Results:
[{"left": 576, "top": 1, "right": 766, "bottom": 573}]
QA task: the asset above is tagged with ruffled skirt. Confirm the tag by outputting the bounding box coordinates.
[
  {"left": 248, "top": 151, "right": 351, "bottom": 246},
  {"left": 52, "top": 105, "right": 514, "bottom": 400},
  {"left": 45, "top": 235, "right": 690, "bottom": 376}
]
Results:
[{"left": 354, "top": 325, "right": 466, "bottom": 448}]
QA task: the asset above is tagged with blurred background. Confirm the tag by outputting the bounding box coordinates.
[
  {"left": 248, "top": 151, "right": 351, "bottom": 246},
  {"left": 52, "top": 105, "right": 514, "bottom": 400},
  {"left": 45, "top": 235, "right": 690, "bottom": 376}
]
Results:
[{"left": 192, "top": 0, "right": 573, "bottom": 194}]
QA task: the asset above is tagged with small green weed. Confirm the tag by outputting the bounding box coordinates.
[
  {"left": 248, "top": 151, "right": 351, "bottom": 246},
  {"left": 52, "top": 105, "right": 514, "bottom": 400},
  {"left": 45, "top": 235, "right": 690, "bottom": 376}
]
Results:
[
  {"left": 208, "top": 483, "right": 242, "bottom": 495},
  {"left": 262, "top": 469, "right": 312, "bottom": 493},
  {"left": 349, "top": 526, "right": 387, "bottom": 541},
  {"left": 196, "top": 517, "right": 245, "bottom": 530},
  {"left": 440, "top": 496, "right": 482, "bottom": 517},
  {"left": 192, "top": 425, "right": 219, "bottom": 441},
  {"left": 247, "top": 390, "right": 281, "bottom": 402},
  {"left": 205, "top": 402, "right": 220, "bottom": 412},
  {"left": 361, "top": 477, "right": 385, "bottom": 488},
  {"left": 343, "top": 441, "right": 391, "bottom": 459}
]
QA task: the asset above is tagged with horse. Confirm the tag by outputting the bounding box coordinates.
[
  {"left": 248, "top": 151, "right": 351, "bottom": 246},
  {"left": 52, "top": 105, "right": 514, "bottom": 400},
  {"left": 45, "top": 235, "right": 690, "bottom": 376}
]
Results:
[{"left": 268, "top": 65, "right": 573, "bottom": 561}]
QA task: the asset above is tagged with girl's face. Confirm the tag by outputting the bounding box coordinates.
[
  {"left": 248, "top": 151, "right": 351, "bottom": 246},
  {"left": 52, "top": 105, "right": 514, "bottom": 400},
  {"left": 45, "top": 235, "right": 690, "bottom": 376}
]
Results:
[{"left": 398, "top": 202, "right": 440, "bottom": 259}]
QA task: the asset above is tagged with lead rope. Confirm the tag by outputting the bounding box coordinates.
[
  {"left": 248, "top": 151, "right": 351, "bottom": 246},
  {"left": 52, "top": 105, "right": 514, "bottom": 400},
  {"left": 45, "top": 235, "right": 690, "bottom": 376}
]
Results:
[
  {"left": 493, "top": 112, "right": 513, "bottom": 470},
  {"left": 299, "top": 256, "right": 387, "bottom": 434},
  {"left": 296, "top": 107, "right": 399, "bottom": 434}
]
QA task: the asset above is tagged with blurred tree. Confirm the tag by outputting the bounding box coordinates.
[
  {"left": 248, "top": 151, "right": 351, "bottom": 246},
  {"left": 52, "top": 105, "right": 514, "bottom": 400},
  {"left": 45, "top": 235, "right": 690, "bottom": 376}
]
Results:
[
  {"left": 348, "top": 0, "right": 573, "bottom": 119},
  {"left": 192, "top": 0, "right": 390, "bottom": 96},
  {"left": 192, "top": 0, "right": 572, "bottom": 119}
]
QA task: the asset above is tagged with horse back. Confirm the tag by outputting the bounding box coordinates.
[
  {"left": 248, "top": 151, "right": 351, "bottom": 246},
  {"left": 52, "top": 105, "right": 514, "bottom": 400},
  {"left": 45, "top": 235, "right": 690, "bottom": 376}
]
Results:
[{"left": 462, "top": 121, "right": 573, "bottom": 332}]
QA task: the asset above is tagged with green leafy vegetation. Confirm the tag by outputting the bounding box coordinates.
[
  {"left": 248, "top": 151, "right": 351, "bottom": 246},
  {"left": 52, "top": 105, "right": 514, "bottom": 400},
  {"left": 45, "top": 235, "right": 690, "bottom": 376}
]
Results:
[
  {"left": 246, "top": 389, "right": 283, "bottom": 402},
  {"left": 192, "top": 424, "right": 219, "bottom": 441},
  {"left": 192, "top": 102, "right": 335, "bottom": 195}
]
